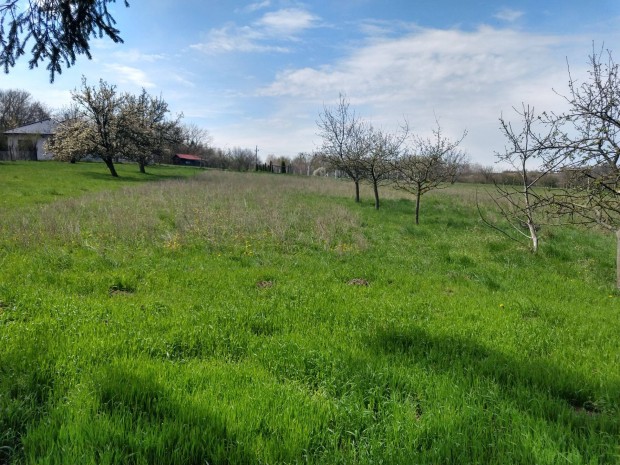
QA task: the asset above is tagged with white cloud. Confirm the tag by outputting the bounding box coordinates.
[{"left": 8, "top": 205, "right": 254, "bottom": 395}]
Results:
[
  {"left": 190, "top": 25, "right": 288, "bottom": 54},
  {"left": 256, "top": 8, "right": 319, "bottom": 37},
  {"left": 256, "top": 26, "right": 592, "bottom": 164},
  {"left": 261, "top": 27, "right": 568, "bottom": 101},
  {"left": 170, "top": 73, "right": 196, "bottom": 88},
  {"left": 240, "top": 1, "right": 271, "bottom": 13},
  {"left": 190, "top": 7, "right": 318, "bottom": 54},
  {"left": 104, "top": 64, "right": 156, "bottom": 89},
  {"left": 494, "top": 8, "right": 524, "bottom": 22},
  {"left": 111, "top": 49, "right": 166, "bottom": 63}
]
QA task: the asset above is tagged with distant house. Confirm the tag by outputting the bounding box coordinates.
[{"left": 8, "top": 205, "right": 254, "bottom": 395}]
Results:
[
  {"left": 2, "top": 119, "right": 57, "bottom": 161},
  {"left": 172, "top": 153, "right": 203, "bottom": 167}
]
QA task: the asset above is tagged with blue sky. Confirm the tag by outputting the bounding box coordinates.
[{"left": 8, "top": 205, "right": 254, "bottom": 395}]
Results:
[{"left": 2, "top": 0, "right": 620, "bottom": 165}]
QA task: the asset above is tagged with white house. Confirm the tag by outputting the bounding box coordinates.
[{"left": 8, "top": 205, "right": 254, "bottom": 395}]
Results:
[{"left": 3, "top": 119, "right": 57, "bottom": 161}]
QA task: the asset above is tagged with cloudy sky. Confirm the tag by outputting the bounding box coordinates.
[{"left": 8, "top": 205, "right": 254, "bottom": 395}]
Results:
[{"left": 2, "top": 0, "right": 620, "bottom": 165}]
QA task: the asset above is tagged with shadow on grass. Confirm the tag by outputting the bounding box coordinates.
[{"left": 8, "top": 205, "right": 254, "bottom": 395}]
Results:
[
  {"left": 0, "top": 329, "right": 56, "bottom": 464},
  {"left": 22, "top": 365, "right": 257, "bottom": 465},
  {"left": 366, "top": 325, "right": 620, "bottom": 462},
  {"left": 77, "top": 169, "right": 190, "bottom": 183},
  {"left": 371, "top": 324, "right": 619, "bottom": 423},
  {"left": 95, "top": 366, "right": 256, "bottom": 465}
]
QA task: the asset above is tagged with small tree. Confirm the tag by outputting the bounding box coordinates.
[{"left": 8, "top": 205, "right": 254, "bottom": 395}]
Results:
[
  {"left": 1, "top": 0, "right": 129, "bottom": 82},
  {"left": 484, "top": 104, "right": 567, "bottom": 253},
  {"left": 294, "top": 151, "right": 322, "bottom": 176},
  {"left": 549, "top": 47, "right": 620, "bottom": 286},
  {"left": 359, "top": 124, "right": 407, "bottom": 210},
  {"left": 317, "top": 94, "right": 367, "bottom": 202},
  {"left": 228, "top": 147, "right": 256, "bottom": 171},
  {"left": 393, "top": 123, "right": 467, "bottom": 224}
]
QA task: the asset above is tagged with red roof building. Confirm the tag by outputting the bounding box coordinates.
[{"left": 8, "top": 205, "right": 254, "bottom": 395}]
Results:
[{"left": 172, "top": 153, "right": 203, "bottom": 167}]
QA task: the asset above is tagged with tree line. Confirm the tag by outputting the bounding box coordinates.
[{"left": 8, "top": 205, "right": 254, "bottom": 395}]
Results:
[
  {"left": 312, "top": 47, "right": 620, "bottom": 287},
  {"left": 316, "top": 94, "right": 467, "bottom": 224}
]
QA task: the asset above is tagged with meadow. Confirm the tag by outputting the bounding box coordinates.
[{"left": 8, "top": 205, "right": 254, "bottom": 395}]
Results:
[{"left": 0, "top": 161, "right": 619, "bottom": 464}]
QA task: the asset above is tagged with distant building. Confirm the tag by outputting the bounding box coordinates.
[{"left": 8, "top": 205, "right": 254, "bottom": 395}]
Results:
[
  {"left": 172, "top": 153, "right": 203, "bottom": 167},
  {"left": 2, "top": 119, "right": 57, "bottom": 161}
]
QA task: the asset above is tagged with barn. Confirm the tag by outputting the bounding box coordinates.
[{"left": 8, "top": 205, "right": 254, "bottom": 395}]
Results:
[{"left": 172, "top": 153, "right": 203, "bottom": 167}]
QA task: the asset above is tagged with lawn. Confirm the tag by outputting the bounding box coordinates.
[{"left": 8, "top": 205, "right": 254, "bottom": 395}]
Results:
[
  {"left": 0, "top": 162, "right": 618, "bottom": 464},
  {"left": 0, "top": 161, "right": 200, "bottom": 208}
]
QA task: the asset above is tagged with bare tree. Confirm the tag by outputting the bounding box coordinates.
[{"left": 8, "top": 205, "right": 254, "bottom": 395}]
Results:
[
  {"left": 549, "top": 47, "right": 620, "bottom": 286},
  {"left": 484, "top": 104, "right": 567, "bottom": 253},
  {"left": 1, "top": 0, "right": 129, "bottom": 82},
  {"left": 290, "top": 151, "right": 320, "bottom": 176},
  {"left": 177, "top": 123, "right": 212, "bottom": 155},
  {"left": 360, "top": 124, "right": 407, "bottom": 209},
  {"left": 0, "top": 88, "right": 50, "bottom": 156},
  {"left": 0, "top": 88, "right": 50, "bottom": 129},
  {"left": 317, "top": 94, "right": 367, "bottom": 202},
  {"left": 52, "top": 103, "right": 81, "bottom": 123},
  {"left": 228, "top": 147, "right": 255, "bottom": 171},
  {"left": 393, "top": 123, "right": 467, "bottom": 224}
]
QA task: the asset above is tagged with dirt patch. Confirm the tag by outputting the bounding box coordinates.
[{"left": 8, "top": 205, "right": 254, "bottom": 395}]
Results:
[
  {"left": 256, "top": 280, "right": 274, "bottom": 289},
  {"left": 108, "top": 286, "right": 135, "bottom": 296}
]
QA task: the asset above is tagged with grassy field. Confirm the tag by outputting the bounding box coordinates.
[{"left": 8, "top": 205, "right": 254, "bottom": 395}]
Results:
[{"left": 0, "top": 161, "right": 619, "bottom": 464}]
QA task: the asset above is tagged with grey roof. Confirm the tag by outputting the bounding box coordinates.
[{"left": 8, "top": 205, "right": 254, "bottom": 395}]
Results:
[{"left": 4, "top": 119, "right": 57, "bottom": 135}]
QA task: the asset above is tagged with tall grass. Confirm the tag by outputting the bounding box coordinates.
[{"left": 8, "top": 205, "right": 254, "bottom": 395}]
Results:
[{"left": 0, "top": 164, "right": 618, "bottom": 464}]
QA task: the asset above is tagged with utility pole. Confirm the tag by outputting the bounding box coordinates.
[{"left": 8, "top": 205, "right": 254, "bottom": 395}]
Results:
[{"left": 255, "top": 145, "right": 259, "bottom": 170}]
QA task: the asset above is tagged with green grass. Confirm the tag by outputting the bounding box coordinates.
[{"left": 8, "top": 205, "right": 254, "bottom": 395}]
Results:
[
  {"left": 0, "top": 163, "right": 619, "bottom": 464},
  {"left": 0, "top": 160, "right": 201, "bottom": 208}
]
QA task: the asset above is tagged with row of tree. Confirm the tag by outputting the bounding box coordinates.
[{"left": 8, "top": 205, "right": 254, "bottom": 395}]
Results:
[
  {"left": 47, "top": 78, "right": 182, "bottom": 176},
  {"left": 317, "top": 95, "right": 467, "bottom": 224}
]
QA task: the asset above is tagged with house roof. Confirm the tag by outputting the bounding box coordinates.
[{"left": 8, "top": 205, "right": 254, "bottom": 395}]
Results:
[
  {"left": 175, "top": 153, "right": 202, "bottom": 161},
  {"left": 4, "top": 119, "right": 57, "bottom": 135}
]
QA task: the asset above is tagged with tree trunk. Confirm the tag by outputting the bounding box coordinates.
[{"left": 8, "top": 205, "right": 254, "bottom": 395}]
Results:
[
  {"left": 103, "top": 157, "right": 119, "bottom": 177},
  {"left": 415, "top": 189, "right": 421, "bottom": 225},
  {"left": 139, "top": 161, "right": 146, "bottom": 174},
  {"left": 524, "top": 187, "right": 538, "bottom": 253},
  {"left": 528, "top": 221, "right": 539, "bottom": 253},
  {"left": 616, "top": 229, "right": 620, "bottom": 289},
  {"left": 354, "top": 180, "right": 360, "bottom": 203},
  {"left": 373, "top": 179, "right": 380, "bottom": 210}
]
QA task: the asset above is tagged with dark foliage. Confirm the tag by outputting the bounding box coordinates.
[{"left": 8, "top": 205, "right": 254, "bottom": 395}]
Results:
[{"left": 0, "top": 0, "right": 129, "bottom": 82}]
